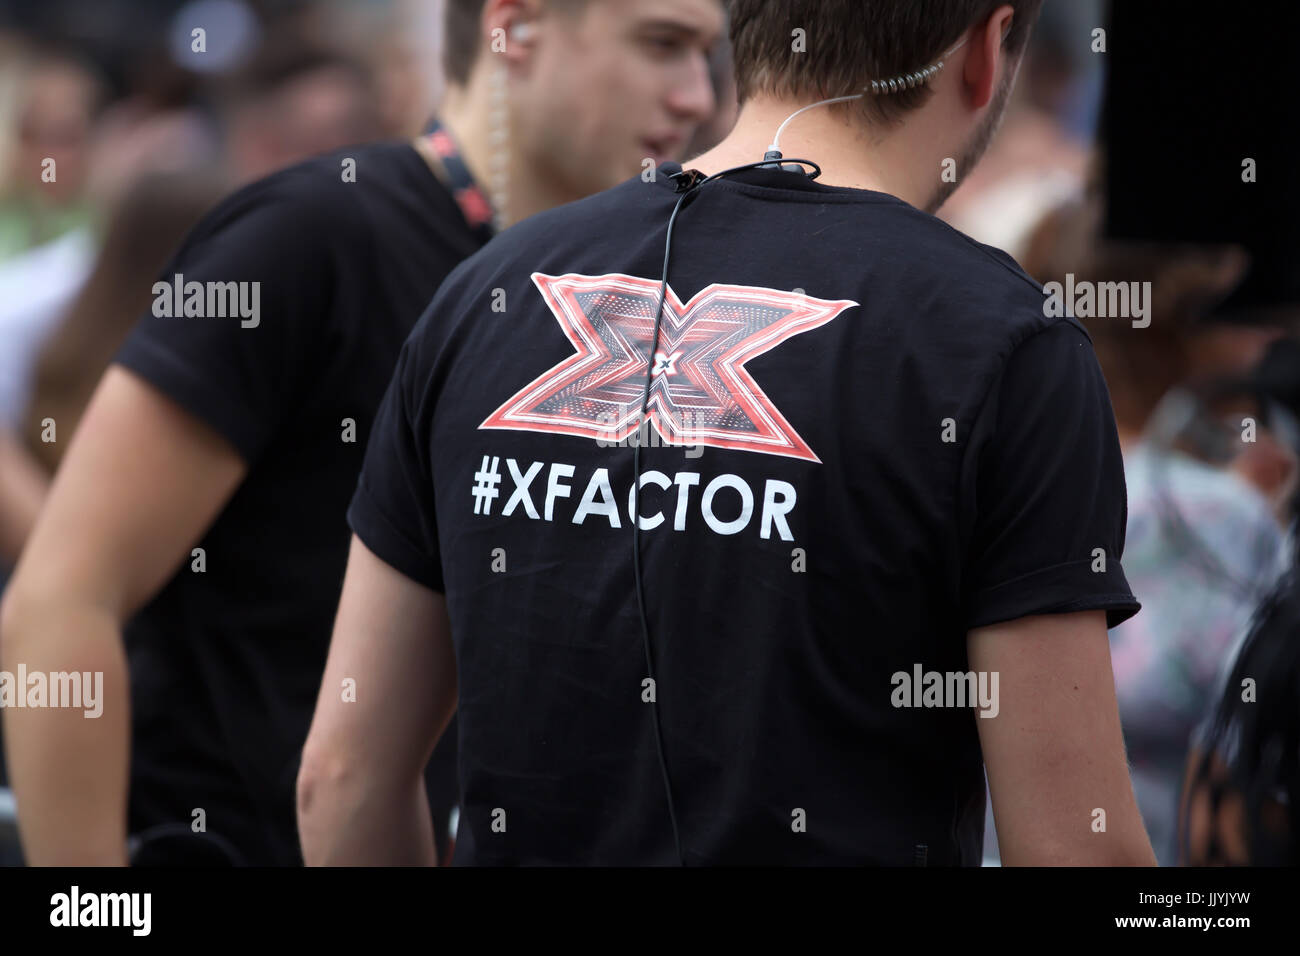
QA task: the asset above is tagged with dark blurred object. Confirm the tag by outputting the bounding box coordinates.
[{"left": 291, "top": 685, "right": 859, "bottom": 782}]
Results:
[
  {"left": 128, "top": 824, "right": 245, "bottom": 865},
  {"left": 1181, "top": 566, "right": 1300, "bottom": 866},
  {"left": 0, "top": 0, "right": 183, "bottom": 28},
  {"left": 0, "top": 0, "right": 188, "bottom": 100},
  {"left": 1103, "top": 1, "right": 1300, "bottom": 317},
  {"left": 0, "top": 785, "right": 20, "bottom": 866},
  {"left": 1235, "top": 337, "right": 1300, "bottom": 424}
]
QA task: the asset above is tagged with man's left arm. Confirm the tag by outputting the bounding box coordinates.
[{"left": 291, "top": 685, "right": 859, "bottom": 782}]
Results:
[{"left": 297, "top": 536, "right": 457, "bottom": 865}]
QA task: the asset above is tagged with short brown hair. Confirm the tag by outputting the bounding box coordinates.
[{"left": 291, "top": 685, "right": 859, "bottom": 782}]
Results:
[
  {"left": 443, "top": 0, "right": 488, "bottom": 87},
  {"left": 727, "top": 0, "right": 1043, "bottom": 124},
  {"left": 443, "top": 0, "right": 588, "bottom": 88}
]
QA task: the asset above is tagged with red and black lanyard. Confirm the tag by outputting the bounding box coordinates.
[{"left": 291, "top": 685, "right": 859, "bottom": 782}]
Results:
[{"left": 423, "top": 118, "right": 498, "bottom": 245}]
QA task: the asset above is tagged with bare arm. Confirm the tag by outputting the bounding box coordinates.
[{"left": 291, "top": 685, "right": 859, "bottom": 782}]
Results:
[
  {"left": 297, "top": 536, "right": 456, "bottom": 866},
  {"left": 0, "top": 366, "right": 246, "bottom": 864},
  {"left": 0, "top": 429, "right": 49, "bottom": 567},
  {"left": 969, "top": 610, "right": 1156, "bottom": 866}
]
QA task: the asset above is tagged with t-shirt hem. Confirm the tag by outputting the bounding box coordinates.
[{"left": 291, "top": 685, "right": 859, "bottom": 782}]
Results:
[
  {"left": 114, "top": 337, "right": 266, "bottom": 463},
  {"left": 967, "top": 557, "right": 1141, "bottom": 630},
  {"left": 348, "top": 480, "right": 444, "bottom": 593}
]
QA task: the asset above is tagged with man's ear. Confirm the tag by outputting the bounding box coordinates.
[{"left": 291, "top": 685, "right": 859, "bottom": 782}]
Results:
[
  {"left": 481, "top": 0, "right": 544, "bottom": 67},
  {"left": 963, "top": 5, "right": 1015, "bottom": 110}
]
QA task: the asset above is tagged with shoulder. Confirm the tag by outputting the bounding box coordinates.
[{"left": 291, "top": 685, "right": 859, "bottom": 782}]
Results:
[
  {"left": 181, "top": 142, "right": 424, "bottom": 255},
  {"left": 251, "top": 140, "right": 426, "bottom": 203},
  {"left": 824, "top": 204, "right": 1097, "bottom": 392},
  {"left": 908, "top": 209, "right": 1081, "bottom": 341}
]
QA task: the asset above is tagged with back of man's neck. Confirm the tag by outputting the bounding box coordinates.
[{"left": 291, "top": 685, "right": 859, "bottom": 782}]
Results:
[{"left": 688, "top": 98, "right": 932, "bottom": 208}]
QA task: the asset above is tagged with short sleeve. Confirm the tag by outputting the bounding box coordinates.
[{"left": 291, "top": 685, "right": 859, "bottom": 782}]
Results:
[
  {"left": 962, "top": 320, "right": 1141, "bottom": 629},
  {"left": 347, "top": 338, "right": 443, "bottom": 592},
  {"left": 113, "top": 181, "right": 333, "bottom": 463}
]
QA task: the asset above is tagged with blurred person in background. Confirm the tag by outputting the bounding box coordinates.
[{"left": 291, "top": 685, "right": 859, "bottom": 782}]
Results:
[
  {"left": 0, "top": 173, "right": 223, "bottom": 571},
  {"left": 21, "top": 172, "right": 229, "bottom": 475},
  {"left": 0, "top": 40, "right": 108, "bottom": 596},
  {"left": 1180, "top": 573, "right": 1300, "bottom": 866},
  {"left": 1023, "top": 193, "right": 1294, "bottom": 865},
  {"left": 0, "top": 17, "right": 381, "bottom": 575},
  {"left": 219, "top": 36, "right": 383, "bottom": 185},
  {"left": 0, "top": 42, "right": 105, "bottom": 261},
  {"left": 0, "top": 41, "right": 108, "bottom": 427},
  {"left": 1, "top": 0, "right": 721, "bottom": 866},
  {"left": 307, "top": 0, "right": 441, "bottom": 139},
  {"left": 1179, "top": 339, "right": 1300, "bottom": 866},
  {"left": 364, "top": 25, "right": 436, "bottom": 140},
  {"left": 0, "top": 31, "right": 225, "bottom": 575}
]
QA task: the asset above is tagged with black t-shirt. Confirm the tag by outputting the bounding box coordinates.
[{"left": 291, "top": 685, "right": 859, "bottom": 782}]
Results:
[
  {"left": 115, "top": 142, "right": 480, "bottom": 865},
  {"left": 349, "top": 160, "right": 1141, "bottom": 866}
]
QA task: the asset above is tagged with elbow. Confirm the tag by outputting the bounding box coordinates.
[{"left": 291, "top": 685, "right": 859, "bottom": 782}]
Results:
[
  {"left": 295, "top": 741, "right": 356, "bottom": 856},
  {"left": 0, "top": 582, "right": 109, "bottom": 666},
  {"left": 295, "top": 747, "right": 328, "bottom": 827}
]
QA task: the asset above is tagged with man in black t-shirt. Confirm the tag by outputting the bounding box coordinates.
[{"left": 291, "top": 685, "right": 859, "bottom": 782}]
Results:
[
  {"left": 0, "top": 0, "right": 724, "bottom": 865},
  {"left": 300, "top": 0, "right": 1157, "bottom": 866}
]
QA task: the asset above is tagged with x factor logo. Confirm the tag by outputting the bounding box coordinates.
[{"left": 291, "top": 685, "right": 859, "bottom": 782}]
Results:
[{"left": 479, "top": 273, "right": 858, "bottom": 463}]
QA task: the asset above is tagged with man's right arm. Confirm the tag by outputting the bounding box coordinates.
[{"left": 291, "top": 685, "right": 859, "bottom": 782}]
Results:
[
  {"left": 969, "top": 610, "right": 1155, "bottom": 865},
  {"left": 0, "top": 367, "right": 246, "bottom": 864},
  {"left": 959, "top": 319, "right": 1154, "bottom": 865}
]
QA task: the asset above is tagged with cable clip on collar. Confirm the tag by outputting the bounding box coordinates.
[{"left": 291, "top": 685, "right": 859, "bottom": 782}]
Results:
[{"left": 669, "top": 168, "right": 708, "bottom": 193}]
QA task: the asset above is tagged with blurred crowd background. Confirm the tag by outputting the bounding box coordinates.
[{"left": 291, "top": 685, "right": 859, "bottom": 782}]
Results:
[{"left": 1, "top": 0, "right": 1296, "bottom": 866}]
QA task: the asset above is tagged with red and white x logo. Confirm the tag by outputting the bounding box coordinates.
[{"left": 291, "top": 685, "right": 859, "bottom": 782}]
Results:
[{"left": 479, "top": 273, "right": 858, "bottom": 462}]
